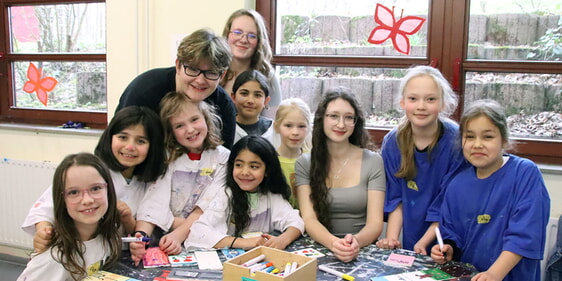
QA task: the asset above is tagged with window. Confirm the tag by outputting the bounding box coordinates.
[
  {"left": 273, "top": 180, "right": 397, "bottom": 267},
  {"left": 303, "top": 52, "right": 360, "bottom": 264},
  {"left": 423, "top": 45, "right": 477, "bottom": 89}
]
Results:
[
  {"left": 0, "top": 0, "right": 106, "bottom": 128},
  {"left": 257, "top": 0, "right": 562, "bottom": 164}
]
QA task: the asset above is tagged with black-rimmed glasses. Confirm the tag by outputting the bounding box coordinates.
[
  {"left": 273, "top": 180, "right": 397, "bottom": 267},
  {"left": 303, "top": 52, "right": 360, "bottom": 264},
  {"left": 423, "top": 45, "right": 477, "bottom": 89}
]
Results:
[{"left": 182, "top": 63, "right": 223, "bottom": 80}]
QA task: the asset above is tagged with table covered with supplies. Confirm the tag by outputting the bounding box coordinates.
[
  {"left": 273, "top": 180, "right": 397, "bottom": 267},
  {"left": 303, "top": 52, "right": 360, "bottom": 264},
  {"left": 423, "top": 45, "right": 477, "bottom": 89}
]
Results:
[{"left": 96, "top": 235, "right": 477, "bottom": 281}]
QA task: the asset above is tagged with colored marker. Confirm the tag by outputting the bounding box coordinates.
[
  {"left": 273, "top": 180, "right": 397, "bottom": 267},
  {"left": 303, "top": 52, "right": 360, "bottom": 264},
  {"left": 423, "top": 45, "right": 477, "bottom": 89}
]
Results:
[
  {"left": 263, "top": 265, "right": 276, "bottom": 273},
  {"left": 270, "top": 268, "right": 280, "bottom": 274},
  {"left": 284, "top": 262, "right": 292, "bottom": 275},
  {"left": 290, "top": 261, "right": 298, "bottom": 272},
  {"left": 319, "top": 265, "right": 355, "bottom": 281},
  {"left": 248, "top": 261, "right": 269, "bottom": 270},
  {"left": 121, "top": 237, "right": 151, "bottom": 242},
  {"left": 242, "top": 254, "right": 266, "bottom": 267},
  {"left": 435, "top": 226, "right": 447, "bottom": 259},
  {"left": 250, "top": 262, "right": 273, "bottom": 273}
]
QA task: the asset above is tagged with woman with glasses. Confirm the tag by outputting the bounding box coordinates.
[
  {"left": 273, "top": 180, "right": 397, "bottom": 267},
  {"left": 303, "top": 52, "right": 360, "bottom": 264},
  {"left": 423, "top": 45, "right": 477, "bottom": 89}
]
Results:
[
  {"left": 115, "top": 28, "right": 237, "bottom": 149},
  {"left": 221, "top": 9, "right": 282, "bottom": 118},
  {"left": 295, "top": 87, "right": 386, "bottom": 262}
]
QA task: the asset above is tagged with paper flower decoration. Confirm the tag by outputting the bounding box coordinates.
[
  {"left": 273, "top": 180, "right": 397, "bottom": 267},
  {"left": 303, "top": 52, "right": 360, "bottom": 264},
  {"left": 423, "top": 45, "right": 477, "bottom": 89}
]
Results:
[{"left": 22, "top": 62, "right": 58, "bottom": 106}]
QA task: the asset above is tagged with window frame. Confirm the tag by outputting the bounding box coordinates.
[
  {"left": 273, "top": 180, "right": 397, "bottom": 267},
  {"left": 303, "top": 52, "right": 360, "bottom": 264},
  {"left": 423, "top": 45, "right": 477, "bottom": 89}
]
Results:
[
  {"left": 0, "top": 0, "right": 106, "bottom": 129},
  {"left": 257, "top": 0, "right": 562, "bottom": 165}
]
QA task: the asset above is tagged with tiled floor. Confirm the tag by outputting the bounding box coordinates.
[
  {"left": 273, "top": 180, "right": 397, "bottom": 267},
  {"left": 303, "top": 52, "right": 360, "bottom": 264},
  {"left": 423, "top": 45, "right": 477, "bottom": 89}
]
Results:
[{"left": 0, "top": 253, "right": 27, "bottom": 280}]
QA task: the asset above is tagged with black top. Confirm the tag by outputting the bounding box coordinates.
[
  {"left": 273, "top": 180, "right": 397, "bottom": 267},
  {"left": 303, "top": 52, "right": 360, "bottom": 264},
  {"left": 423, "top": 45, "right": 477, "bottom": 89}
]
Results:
[{"left": 116, "top": 67, "right": 236, "bottom": 149}]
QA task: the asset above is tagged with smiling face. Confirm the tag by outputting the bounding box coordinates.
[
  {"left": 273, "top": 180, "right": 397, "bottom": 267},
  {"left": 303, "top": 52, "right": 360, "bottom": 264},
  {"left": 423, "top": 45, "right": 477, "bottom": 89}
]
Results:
[
  {"left": 170, "top": 102, "right": 208, "bottom": 153},
  {"left": 232, "top": 80, "right": 270, "bottom": 124},
  {"left": 323, "top": 98, "right": 356, "bottom": 143},
  {"left": 277, "top": 110, "right": 309, "bottom": 152},
  {"left": 233, "top": 149, "right": 266, "bottom": 193},
  {"left": 462, "top": 115, "right": 506, "bottom": 178},
  {"left": 228, "top": 15, "right": 259, "bottom": 62},
  {"left": 64, "top": 165, "right": 108, "bottom": 233},
  {"left": 175, "top": 59, "right": 222, "bottom": 102},
  {"left": 111, "top": 124, "right": 149, "bottom": 176},
  {"left": 400, "top": 75, "right": 443, "bottom": 131}
]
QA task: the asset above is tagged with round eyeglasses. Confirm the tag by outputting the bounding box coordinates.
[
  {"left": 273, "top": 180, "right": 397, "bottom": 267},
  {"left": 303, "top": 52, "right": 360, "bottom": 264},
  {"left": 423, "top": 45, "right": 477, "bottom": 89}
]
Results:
[
  {"left": 182, "top": 63, "right": 223, "bottom": 80},
  {"left": 230, "top": 29, "right": 258, "bottom": 42},
  {"left": 325, "top": 113, "right": 357, "bottom": 126},
  {"left": 64, "top": 183, "right": 107, "bottom": 204}
]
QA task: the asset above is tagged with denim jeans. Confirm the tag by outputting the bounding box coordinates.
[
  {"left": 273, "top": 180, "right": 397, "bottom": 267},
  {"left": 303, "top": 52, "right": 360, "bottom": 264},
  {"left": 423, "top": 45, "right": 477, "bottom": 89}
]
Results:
[{"left": 546, "top": 215, "right": 562, "bottom": 281}]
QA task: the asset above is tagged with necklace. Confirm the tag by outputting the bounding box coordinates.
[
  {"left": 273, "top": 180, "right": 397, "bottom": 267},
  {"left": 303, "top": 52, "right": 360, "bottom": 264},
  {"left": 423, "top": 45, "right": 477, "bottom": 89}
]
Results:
[{"left": 332, "top": 156, "right": 350, "bottom": 179}]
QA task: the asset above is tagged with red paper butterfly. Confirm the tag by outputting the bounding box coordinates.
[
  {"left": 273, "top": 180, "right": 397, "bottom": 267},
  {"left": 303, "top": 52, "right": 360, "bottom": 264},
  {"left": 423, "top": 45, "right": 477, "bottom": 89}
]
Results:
[
  {"left": 22, "top": 62, "right": 58, "bottom": 106},
  {"left": 368, "top": 3, "right": 426, "bottom": 55}
]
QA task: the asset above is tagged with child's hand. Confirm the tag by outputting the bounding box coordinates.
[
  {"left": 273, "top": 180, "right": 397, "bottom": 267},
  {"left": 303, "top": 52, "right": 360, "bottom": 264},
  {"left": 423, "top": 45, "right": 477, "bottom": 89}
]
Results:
[
  {"left": 413, "top": 241, "right": 428, "bottom": 255},
  {"left": 117, "top": 201, "right": 133, "bottom": 221},
  {"left": 160, "top": 232, "right": 183, "bottom": 255},
  {"left": 471, "top": 271, "right": 501, "bottom": 281},
  {"left": 129, "top": 233, "right": 148, "bottom": 267},
  {"left": 430, "top": 244, "right": 452, "bottom": 264},
  {"left": 262, "top": 233, "right": 290, "bottom": 250},
  {"left": 331, "top": 234, "right": 359, "bottom": 263},
  {"left": 376, "top": 237, "right": 401, "bottom": 249},
  {"left": 238, "top": 237, "right": 267, "bottom": 250},
  {"left": 34, "top": 221, "right": 53, "bottom": 253}
]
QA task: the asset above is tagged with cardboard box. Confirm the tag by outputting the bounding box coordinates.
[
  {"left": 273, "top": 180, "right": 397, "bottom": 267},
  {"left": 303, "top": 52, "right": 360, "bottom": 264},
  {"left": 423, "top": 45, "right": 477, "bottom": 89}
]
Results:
[{"left": 223, "top": 246, "right": 317, "bottom": 281}]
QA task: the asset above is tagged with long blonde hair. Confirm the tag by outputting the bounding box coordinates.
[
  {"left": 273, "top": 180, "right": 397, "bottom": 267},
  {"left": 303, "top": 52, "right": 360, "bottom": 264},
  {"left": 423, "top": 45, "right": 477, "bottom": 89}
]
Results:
[
  {"left": 221, "top": 9, "right": 273, "bottom": 85},
  {"left": 395, "top": 65, "right": 458, "bottom": 180}
]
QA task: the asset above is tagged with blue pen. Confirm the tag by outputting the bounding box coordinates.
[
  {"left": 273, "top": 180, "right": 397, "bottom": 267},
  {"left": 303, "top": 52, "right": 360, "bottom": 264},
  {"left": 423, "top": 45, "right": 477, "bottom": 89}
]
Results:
[{"left": 121, "top": 237, "right": 151, "bottom": 242}]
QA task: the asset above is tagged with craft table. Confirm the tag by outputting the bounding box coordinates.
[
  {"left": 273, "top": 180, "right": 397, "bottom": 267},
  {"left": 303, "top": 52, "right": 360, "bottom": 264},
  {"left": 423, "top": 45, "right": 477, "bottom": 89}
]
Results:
[{"left": 106, "top": 236, "right": 476, "bottom": 280}]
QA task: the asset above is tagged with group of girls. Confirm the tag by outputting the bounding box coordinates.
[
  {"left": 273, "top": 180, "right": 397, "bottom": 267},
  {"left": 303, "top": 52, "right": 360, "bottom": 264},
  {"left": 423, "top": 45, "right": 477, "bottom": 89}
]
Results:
[{"left": 17, "top": 14, "right": 550, "bottom": 280}]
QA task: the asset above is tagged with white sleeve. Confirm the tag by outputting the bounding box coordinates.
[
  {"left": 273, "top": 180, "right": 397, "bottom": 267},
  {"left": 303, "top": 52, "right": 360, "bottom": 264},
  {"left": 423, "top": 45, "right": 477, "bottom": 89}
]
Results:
[
  {"left": 184, "top": 188, "right": 230, "bottom": 250},
  {"left": 270, "top": 194, "right": 305, "bottom": 234},
  {"left": 17, "top": 249, "right": 68, "bottom": 281},
  {"left": 21, "top": 185, "right": 55, "bottom": 236},
  {"left": 136, "top": 172, "right": 174, "bottom": 232}
]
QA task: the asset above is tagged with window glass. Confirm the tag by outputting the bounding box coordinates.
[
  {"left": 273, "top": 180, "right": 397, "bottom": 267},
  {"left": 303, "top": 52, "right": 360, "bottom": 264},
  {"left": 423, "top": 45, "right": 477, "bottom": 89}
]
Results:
[
  {"left": 465, "top": 72, "right": 562, "bottom": 139},
  {"left": 9, "top": 4, "right": 105, "bottom": 53},
  {"left": 279, "top": 65, "right": 405, "bottom": 127},
  {"left": 276, "top": 0, "right": 430, "bottom": 57},
  {"left": 467, "top": 1, "right": 561, "bottom": 61},
  {"left": 3, "top": 1, "right": 107, "bottom": 119},
  {"left": 12, "top": 61, "right": 106, "bottom": 111}
]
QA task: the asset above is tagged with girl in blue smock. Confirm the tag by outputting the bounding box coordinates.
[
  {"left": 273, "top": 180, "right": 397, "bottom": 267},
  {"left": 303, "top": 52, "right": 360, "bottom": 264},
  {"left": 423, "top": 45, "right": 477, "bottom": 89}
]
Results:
[
  {"left": 431, "top": 99, "right": 550, "bottom": 281},
  {"left": 377, "top": 65, "right": 468, "bottom": 254}
]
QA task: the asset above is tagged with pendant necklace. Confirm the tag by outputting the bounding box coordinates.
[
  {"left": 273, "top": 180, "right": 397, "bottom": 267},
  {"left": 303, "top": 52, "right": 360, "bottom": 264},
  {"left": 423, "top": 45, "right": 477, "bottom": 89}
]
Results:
[{"left": 332, "top": 156, "right": 350, "bottom": 179}]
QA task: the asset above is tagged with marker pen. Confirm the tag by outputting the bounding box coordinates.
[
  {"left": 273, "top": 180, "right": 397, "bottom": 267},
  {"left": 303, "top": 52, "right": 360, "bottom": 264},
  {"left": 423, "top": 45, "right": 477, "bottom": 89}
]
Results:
[
  {"left": 319, "top": 265, "right": 355, "bottom": 281},
  {"left": 250, "top": 262, "right": 273, "bottom": 273},
  {"left": 435, "top": 226, "right": 447, "bottom": 260},
  {"left": 242, "top": 254, "right": 266, "bottom": 267},
  {"left": 121, "top": 237, "right": 151, "bottom": 242},
  {"left": 284, "top": 262, "right": 292, "bottom": 275}
]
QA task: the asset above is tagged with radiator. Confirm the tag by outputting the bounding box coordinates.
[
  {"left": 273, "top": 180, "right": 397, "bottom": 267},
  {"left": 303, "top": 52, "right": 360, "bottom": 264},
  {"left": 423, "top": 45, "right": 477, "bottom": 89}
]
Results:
[{"left": 0, "top": 158, "right": 57, "bottom": 250}]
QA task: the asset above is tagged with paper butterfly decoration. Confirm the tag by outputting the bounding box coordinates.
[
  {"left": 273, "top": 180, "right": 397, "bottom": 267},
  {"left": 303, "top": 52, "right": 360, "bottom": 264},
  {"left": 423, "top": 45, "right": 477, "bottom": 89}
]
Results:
[
  {"left": 368, "top": 3, "right": 426, "bottom": 55},
  {"left": 22, "top": 62, "right": 58, "bottom": 106}
]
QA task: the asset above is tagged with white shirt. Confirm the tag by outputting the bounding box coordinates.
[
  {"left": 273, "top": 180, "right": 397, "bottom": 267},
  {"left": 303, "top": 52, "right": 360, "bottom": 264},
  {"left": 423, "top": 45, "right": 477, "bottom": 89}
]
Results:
[
  {"left": 135, "top": 146, "right": 230, "bottom": 231},
  {"left": 17, "top": 235, "right": 109, "bottom": 281}
]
